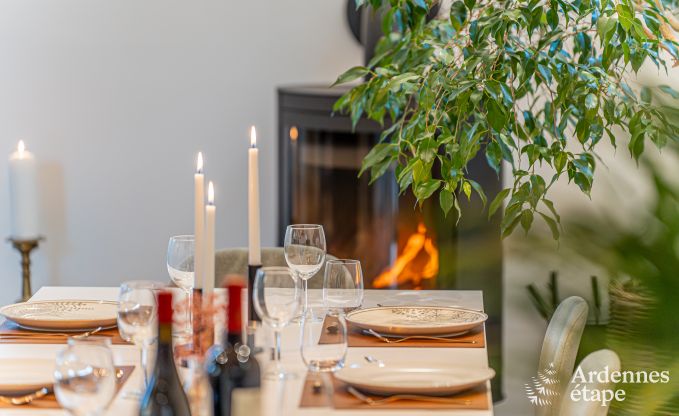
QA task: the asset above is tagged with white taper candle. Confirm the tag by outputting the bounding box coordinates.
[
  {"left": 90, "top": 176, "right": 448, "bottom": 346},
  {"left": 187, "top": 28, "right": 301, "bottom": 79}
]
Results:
[
  {"left": 8, "top": 140, "right": 39, "bottom": 240},
  {"left": 248, "top": 126, "right": 261, "bottom": 265},
  {"left": 194, "top": 152, "right": 205, "bottom": 290}
]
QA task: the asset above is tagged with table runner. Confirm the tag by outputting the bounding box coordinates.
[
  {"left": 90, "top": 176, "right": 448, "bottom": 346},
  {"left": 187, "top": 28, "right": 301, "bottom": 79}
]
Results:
[
  {"left": 298, "top": 373, "right": 489, "bottom": 410},
  {"left": 318, "top": 317, "right": 485, "bottom": 348},
  {"left": 0, "top": 321, "right": 129, "bottom": 345},
  {"left": 0, "top": 365, "right": 135, "bottom": 410}
]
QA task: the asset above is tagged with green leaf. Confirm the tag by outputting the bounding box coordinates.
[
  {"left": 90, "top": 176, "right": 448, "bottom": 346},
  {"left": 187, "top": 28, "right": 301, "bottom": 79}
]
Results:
[
  {"left": 487, "top": 99, "right": 508, "bottom": 132},
  {"left": 539, "top": 212, "right": 560, "bottom": 240},
  {"left": 659, "top": 85, "right": 679, "bottom": 99},
  {"left": 450, "top": 1, "right": 468, "bottom": 32},
  {"left": 332, "top": 66, "right": 370, "bottom": 86},
  {"left": 468, "top": 179, "right": 488, "bottom": 206},
  {"left": 415, "top": 179, "right": 441, "bottom": 202},
  {"left": 616, "top": 4, "right": 634, "bottom": 31},
  {"left": 463, "top": 180, "right": 472, "bottom": 200},
  {"left": 489, "top": 188, "right": 510, "bottom": 218},
  {"left": 359, "top": 143, "right": 394, "bottom": 176},
  {"left": 520, "top": 209, "right": 534, "bottom": 234},
  {"left": 440, "top": 188, "right": 455, "bottom": 216},
  {"left": 585, "top": 94, "right": 597, "bottom": 110}
]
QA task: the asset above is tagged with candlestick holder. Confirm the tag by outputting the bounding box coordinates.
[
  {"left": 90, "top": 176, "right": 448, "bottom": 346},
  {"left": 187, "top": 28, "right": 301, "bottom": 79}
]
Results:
[
  {"left": 7, "top": 237, "right": 43, "bottom": 302},
  {"left": 247, "top": 264, "right": 262, "bottom": 352}
]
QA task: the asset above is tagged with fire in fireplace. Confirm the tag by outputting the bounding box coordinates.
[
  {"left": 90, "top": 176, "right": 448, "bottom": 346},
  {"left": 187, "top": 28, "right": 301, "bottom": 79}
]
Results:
[{"left": 373, "top": 222, "right": 439, "bottom": 289}]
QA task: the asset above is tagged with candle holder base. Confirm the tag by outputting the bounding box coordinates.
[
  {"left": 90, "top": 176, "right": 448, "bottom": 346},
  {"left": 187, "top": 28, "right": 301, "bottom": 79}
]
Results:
[
  {"left": 7, "top": 237, "right": 44, "bottom": 302},
  {"left": 247, "top": 264, "right": 262, "bottom": 323}
]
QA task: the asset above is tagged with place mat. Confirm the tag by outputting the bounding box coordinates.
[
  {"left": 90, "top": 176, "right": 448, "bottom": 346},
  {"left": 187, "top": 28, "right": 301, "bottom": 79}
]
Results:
[
  {"left": 0, "top": 365, "right": 135, "bottom": 409},
  {"left": 318, "top": 316, "right": 485, "bottom": 348},
  {"left": 299, "top": 373, "right": 489, "bottom": 410},
  {"left": 0, "top": 321, "right": 129, "bottom": 345}
]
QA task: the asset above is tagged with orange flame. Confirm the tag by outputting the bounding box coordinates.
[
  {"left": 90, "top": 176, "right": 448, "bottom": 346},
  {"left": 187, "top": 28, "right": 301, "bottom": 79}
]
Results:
[{"left": 373, "top": 222, "right": 439, "bottom": 289}]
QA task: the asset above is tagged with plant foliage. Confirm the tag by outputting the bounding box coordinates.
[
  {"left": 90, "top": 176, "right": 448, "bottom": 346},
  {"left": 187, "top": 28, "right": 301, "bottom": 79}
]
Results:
[{"left": 333, "top": 0, "right": 679, "bottom": 237}]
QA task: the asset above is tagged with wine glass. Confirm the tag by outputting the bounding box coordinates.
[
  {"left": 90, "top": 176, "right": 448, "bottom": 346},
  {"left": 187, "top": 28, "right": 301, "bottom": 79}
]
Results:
[
  {"left": 284, "top": 224, "right": 326, "bottom": 315},
  {"left": 323, "top": 259, "right": 364, "bottom": 312},
  {"left": 167, "top": 235, "right": 195, "bottom": 336},
  {"left": 54, "top": 337, "right": 116, "bottom": 416},
  {"left": 117, "top": 280, "right": 165, "bottom": 389},
  {"left": 300, "top": 309, "right": 348, "bottom": 373},
  {"left": 253, "top": 266, "right": 301, "bottom": 380}
]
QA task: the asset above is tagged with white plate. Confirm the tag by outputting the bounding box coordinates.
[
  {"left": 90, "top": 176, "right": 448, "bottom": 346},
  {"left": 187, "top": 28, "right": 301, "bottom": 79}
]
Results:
[
  {"left": 0, "top": 300, "right": 118, "bottom": 331},
  {"left": 346, "top": 305, "right": 487, "bottom": 335},
  {"left": 0, "top": 358, "right": 54, "bottom": 395},
  {"left": 335, "top": 363, "right": 495, "bottom": 396}
]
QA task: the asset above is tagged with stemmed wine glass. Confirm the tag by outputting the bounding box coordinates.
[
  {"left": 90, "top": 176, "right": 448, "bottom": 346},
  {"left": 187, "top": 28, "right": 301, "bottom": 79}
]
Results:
[
  {"left": 284, "top": 224, "right": 326, "bottom": 316},
  {"left": 323, "top": 259, "right": 364, "bottom": 312},
  {"left": 117, "top": 280, "right": 165, "bottom": 389},
  {"left": 253, "top": 267, "right": 301, "bottom": 380},
  {"left": 167, "top": 235, "right": 195, "bottom": 336},
  {"left": 54, "top": 337, "right": 116, "bottom": 416}
]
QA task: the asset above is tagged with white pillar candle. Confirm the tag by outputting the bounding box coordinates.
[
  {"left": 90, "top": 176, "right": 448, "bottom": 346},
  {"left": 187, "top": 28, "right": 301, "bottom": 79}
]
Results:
[
  {"left": 248, "top": 126, "right": 261, "bottom": 265},
  {"left": 194, "top": 152, "right": 205, "bottom": 290},
  {"left": 8, "top": 140, "right": 39, "bottom": 240},
  {"left": 204, "top": 181, "right": 216, "bottom": 294}
]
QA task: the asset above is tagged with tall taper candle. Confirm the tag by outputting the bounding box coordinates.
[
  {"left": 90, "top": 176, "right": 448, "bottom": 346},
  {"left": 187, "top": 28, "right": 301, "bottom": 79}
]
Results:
[
  {"left": 248, "top": 126, "right": 261, "bottom": 265},
  {"left": 194, "top": 152, "right": 205, "bottom": 290},
  {"left": 9, "top": 140, "right": 39, "bottom": 240},
  {"left": 204, "top": 181, "right": 215, "bottom": 294}
]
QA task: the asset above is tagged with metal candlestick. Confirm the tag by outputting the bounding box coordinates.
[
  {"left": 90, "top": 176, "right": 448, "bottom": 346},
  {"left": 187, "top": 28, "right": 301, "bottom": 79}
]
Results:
[
  {"left": 247, "top": 264, "right": 262, "bottom": 352},
  {"left": 7, "top": 237, "right": 43, "bottom": 302}
]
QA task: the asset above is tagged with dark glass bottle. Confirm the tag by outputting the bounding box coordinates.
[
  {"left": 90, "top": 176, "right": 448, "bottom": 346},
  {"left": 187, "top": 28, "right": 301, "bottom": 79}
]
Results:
[
  {"left": 207, "top": 278, "right": 261, "bottom": 416},
  {"left": 140, "top": 291, "right": 191, "bottom": 416}
]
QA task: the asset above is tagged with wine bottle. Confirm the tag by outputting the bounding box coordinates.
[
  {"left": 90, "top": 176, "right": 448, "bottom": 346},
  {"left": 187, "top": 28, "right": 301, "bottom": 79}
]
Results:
[
  {"left": 207, "top": 276, "right": 261, "bottom": 416},
  {"left": 140, "top": 291, "right": 192, "bottom": 416}
]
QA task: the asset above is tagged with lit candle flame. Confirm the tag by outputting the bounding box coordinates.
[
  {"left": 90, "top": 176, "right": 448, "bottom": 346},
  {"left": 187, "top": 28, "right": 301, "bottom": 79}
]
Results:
[
  {"left": 208, "top": 181, "right": 214, "bottom": 205},
  {"left": 17, "top": 140, "right": 25, "bottom": 154},
  {"left": 250, "top": 126, "right": 257, "bottom": 148},
  {"left": 196, "top": 152, "right": 203, "bottom": 174}
]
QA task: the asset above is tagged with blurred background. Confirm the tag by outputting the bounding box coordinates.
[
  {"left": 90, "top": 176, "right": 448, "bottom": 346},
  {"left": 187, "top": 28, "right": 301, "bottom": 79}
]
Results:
[{"left": 1, "top": 1, "right": 678, "bottom": 414}]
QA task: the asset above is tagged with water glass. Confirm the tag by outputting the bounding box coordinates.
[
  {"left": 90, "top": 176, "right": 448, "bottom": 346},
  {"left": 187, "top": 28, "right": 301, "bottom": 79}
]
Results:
[
  {"left": 253, "top": 266, "right": 301, "bottom": 380},
  {"left": 300, "top": 309, "right": 348, "bottom": 373},
  {"left": 117, "top": 280, "right": 164, "bottom": 387},
  {"left": 54, "top": 337, "right": 116, "bottom": 416},
  {"left": 284, "top": 224, "right": 326, "bottom": 314},
  {"left": 323, "top": 259, "right": 364, "bottom": 312},
  {"left": 167, "top": 235, "right": 195, "bottom": 335}
]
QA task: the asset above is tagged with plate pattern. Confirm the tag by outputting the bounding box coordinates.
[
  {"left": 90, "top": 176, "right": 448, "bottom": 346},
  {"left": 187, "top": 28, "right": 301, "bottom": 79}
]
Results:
[
  {"left": 389, "top": 307, "right": 482, "bottom": 325},
  {"left": 4, "top": 301, "right": 105, "bottom": 319}
]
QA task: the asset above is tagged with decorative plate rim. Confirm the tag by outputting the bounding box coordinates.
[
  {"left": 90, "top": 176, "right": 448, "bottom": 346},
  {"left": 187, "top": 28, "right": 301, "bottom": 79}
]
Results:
[{"left": 346, "top": 305, "right": 488, "bottom": 323}]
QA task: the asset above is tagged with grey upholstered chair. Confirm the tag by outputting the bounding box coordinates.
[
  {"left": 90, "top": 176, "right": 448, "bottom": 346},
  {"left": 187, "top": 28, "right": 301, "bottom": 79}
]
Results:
[
  {"left": 558, "top": 349, "right": 621, "bottom": 416},
  {"left": 213, "top": 247, "right": 337, "bottom": 289},
  {"left": 536, "top": 296, "right": 589, "bottom": 416}
]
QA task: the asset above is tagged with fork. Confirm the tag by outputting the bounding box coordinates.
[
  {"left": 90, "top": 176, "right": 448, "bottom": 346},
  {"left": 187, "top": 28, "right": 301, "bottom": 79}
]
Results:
[
  {"left": 0, "top": 326, "right": 103, "bottom": 339},
  {"left": 347, "top": 386, "right": 472, "bottom": 406},
  {"left": 0, "top": 387, "right": 50, "bottom": 405},
  {"left": 366, "top": 329, "right": 477, "bottom": 344}
]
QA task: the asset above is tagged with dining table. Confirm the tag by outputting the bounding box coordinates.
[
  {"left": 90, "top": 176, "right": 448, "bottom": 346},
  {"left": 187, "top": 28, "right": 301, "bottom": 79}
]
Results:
[{"left": 0, "top": 286, "right": 493, "bottom": 415}]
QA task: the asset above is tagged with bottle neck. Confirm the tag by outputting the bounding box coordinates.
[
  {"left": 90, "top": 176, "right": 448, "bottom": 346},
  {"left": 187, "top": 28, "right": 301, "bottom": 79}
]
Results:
[{"left": 158, "top": 321, "right": 173, "bottom": 345}]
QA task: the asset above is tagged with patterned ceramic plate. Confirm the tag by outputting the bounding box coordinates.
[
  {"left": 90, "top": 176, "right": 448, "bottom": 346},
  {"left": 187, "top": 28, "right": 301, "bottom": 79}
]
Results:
[
  {"left": 336, "top": 362, "right": 495, "bottom": 396},
  {"left": 0, "top": 358, "right": 55, "bottom": 394},
  {"left": 346, "top": 305, "right": 487, "bottom": 336},
  {"left": 0, "top": 300, "right": 118, "bottom": 331}
]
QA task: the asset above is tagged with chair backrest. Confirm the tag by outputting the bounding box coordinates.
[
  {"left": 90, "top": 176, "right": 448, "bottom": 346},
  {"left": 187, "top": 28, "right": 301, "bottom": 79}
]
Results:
[
  {"left": 558, "top": 349, "right": 620, "bottom": 416},
  {"left": 214, "top": 247, "right": 337, "bottom": 288},
  {"left": 536, "top": 296, "right": 589, "bottom": 416}
]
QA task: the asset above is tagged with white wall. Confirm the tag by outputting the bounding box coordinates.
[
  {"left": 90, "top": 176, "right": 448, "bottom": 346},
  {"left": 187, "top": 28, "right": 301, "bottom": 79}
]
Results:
[{"left": 0, "top": 0, "right": 362, "bottom": 306}]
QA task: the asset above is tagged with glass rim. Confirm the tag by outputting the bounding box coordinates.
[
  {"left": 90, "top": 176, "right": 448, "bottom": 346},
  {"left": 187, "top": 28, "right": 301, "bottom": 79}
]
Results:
[
  {"left": 259, "top": 266, "right": 293, "bottom": 274},
  {"left": 286, "top": 224, "right": 323, "bottom": 229},
  {"left": 326, "top": 259, "right": 361, "bottom": 265},
  {"left": 168, "top": 234, "right": 195, "bottom": 241},
  {"left": 120, "top": 280, "right": 167, "bottom": 290}
]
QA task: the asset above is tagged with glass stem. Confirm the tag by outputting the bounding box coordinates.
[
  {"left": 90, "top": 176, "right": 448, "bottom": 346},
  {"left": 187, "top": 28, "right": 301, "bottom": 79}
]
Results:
[
  {"left": 140, "top": 344, "right": 149, "bottom": 387},
  {"left": 274, "top": 330, "right": 282, "bottom": 365},
  {"left": 303, "top": 279, "right": 309, "bottom": 314}
]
